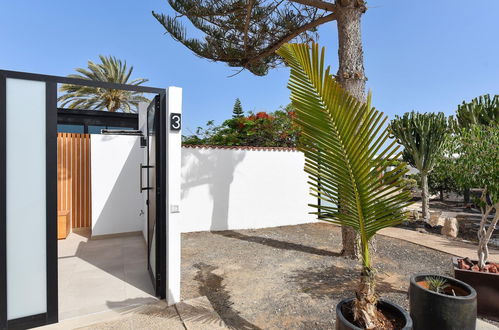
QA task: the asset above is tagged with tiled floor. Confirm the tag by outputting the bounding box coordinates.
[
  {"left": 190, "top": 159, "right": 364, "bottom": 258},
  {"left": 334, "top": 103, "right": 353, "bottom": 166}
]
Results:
[{"left": 58, "top": 230, "right": 157, "bottom": 320}]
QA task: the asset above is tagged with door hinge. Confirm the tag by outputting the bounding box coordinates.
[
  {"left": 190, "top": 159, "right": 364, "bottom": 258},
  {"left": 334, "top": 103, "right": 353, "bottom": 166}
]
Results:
[
  {"left": 146, "top": 199, "right": 149, "bottom": 206},
  {"left": 156, "top": 274, "right": 161, "bottom": 281}
]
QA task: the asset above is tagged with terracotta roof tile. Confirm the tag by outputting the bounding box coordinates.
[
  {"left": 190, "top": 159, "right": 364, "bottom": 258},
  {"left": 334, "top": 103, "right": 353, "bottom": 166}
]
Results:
[{"left": 182, "top": 144, "right": 298, "bottom": 152}]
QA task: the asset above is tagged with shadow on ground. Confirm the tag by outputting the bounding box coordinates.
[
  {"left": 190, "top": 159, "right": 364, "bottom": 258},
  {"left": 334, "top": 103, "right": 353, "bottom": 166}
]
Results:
[
  {"left": 193, "top": 262, "right": 261, "bottom": 330},
  {"left": 288, "top": 263, "right": 408, "bottom": 300},
  {"left": 213, "top": 230, "right": 341, "bottom": 257}
]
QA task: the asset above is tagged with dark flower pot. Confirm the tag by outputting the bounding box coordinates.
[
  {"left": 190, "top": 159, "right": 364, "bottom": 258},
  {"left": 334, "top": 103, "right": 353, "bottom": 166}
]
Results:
[
  {"left": 409, "top": 274, "right": 476, "bottom": 330},
  {"left": 335, "top": 297, "right": 412, "bottom": 330},
  {"left": 453, "top": 257, "right": 499, "bottom": 321}
]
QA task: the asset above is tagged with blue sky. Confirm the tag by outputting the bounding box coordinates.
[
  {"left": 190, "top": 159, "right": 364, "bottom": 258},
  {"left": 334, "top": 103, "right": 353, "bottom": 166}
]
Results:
[{"left": 1, "top": 1, "right": 498, "bottom": 135}]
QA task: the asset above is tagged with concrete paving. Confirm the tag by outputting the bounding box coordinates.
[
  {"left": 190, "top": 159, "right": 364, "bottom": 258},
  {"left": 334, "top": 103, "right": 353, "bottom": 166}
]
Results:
[
  {"left": 58, "top": 230, "right": 158, "bottom": 320},
  {"left": 478, "top": 319, "right": 499, "bottom": 330},
  {"left": 39, "top": 225, "right": 498, "bottom": 329},
  {"left": 37, "top": 297, "right": 228, "bottom": 330},
  {"left": 379, "top": 226, "right": 499, "bottom": 263}
]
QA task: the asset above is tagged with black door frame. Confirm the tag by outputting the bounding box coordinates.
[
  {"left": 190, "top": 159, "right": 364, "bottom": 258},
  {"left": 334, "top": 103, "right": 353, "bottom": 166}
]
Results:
[
  {"left": 145, "top": 95, "right": 167, "bottom": 298},
  {"left": 0, "top": 69, "right": 167, "bottom": 329}
]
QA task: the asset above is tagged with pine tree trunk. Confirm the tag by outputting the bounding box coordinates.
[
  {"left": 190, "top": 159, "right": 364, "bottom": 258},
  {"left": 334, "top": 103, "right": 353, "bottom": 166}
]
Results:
[
  {"left": 336, "top": 0, "right": 367, "bottom": 100},
  {"left": 421, "top": 173, "right": 430, "bottom": 221},
  {"left": 336, "top": 0, "right": 367, "bottom": 258}
]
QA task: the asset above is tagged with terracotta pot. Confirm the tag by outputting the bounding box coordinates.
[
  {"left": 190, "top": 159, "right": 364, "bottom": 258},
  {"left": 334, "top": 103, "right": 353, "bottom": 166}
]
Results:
[
  {"left": 453, "top": 257, "right": 499, "bottom": 321},
  {"left": 409, "top": 274, "right": 476, "bottom": 330},
  {"left": 335, "top": 297, "right": 412, "bottom": 330}
]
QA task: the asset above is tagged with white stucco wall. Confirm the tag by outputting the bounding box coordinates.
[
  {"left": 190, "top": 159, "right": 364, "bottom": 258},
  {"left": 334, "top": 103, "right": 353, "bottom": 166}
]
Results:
[
  {"left": 91, "top": 135, "right": 146, "bottom": 237},
  {"left": 180, "top": 147, "right": 316, "bottom": 233},
  {"left": 166, "top": 87, "right": 183, "bottom": 305}
]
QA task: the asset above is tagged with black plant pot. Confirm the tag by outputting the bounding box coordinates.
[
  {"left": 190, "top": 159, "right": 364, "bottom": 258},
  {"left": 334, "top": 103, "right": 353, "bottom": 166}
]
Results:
[
  {"left": 409, "top": 274, "right": 477, "bottom": 330},
  {"left": 335, "top": 297, "right": 412, "bottom": 330}
]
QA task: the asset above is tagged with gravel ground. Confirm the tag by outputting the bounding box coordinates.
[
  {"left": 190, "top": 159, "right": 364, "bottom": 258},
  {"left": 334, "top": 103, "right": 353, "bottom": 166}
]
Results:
[{"left": 181, "top": 223, "right": 457, "bottom": 329}]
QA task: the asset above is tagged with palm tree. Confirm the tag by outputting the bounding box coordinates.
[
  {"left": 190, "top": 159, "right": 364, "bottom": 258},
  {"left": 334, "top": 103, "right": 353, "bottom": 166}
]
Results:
[
  {"left": 389, "top": 112, "right": 448, "bottom": 222},
  {"left": 277, "top": 43, "right": 411, "bottom": 328},
  {"left": 58, "top": 55, "right": 150, "bottom": 113}
]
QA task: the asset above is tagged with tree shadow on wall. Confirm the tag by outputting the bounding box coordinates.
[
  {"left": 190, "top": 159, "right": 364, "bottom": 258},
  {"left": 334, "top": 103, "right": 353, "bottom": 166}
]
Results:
[{"left": 181, "top": 148, "right": 246, "bottom": 231}]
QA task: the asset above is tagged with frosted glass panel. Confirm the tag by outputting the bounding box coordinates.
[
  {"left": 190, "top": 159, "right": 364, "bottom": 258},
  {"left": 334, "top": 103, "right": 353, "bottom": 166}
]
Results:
[{"left": 6, "top": 78, "right": 47, "bottom": 319}]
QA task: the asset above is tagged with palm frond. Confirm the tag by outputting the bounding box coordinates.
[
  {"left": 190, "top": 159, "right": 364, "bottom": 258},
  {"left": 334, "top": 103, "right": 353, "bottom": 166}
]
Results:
[
  {"left": 277, "top": 43, "right": 412, "bottom": 266},
  {"left": 58, "top": 55, "right": 150, "bottom": 113}
]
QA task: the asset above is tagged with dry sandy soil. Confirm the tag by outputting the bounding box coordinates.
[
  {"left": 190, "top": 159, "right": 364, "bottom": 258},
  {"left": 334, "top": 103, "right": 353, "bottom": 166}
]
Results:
[{"left": 180, "top": 223, "right": 455, "bottom": 329}]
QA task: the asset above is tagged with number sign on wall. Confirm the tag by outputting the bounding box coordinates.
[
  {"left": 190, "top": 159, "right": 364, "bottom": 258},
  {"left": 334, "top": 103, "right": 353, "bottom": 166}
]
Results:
[{"left": 170, "top": 113, "right": 181, "bottom": 131}]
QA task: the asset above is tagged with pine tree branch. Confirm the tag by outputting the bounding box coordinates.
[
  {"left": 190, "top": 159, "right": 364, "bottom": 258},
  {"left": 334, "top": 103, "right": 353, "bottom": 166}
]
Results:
[
  {"left": 243, "top": 0, "right": 256, "bottom": 51},
  {"left": 289, "top": 0, "right": 336, "bottom": 11},
  {"left": 246, "top": 12, "right": 337, "bottom": 66}
]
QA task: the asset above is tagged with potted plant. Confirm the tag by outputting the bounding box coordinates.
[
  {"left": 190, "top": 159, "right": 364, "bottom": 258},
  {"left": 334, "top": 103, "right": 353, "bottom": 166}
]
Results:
[
  {"left": 449, "top": 125, "right": 499, "bottom": 320},
  {"left": 409, "top": 274, "right": 476, "bottom": 329},
  {"left": 277, "top": 43, "right": 413, "bottom": 329}
]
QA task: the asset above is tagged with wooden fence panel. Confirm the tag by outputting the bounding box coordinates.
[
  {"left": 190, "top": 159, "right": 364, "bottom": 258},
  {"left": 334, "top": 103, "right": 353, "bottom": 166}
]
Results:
[{"left": 57, "top": 133, "right": 91, "bottom": 229}]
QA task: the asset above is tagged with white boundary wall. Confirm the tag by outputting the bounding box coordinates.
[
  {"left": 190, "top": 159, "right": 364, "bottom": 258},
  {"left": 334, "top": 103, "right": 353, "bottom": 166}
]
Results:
[{"left": 180, "top": 146, "right": 316, "bottom": 233}]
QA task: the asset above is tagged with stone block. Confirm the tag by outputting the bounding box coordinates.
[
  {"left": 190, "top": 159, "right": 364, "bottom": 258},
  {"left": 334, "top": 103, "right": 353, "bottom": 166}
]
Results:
[{"left": 441, "top": 217, "right": 458, "bottom": 238}]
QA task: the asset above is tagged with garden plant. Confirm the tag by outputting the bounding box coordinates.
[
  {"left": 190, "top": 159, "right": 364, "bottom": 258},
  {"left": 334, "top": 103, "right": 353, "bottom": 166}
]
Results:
[
  {"left": 389, "top": 112, "right": 448, "bottom": 222},
  {"left": 277, "top": 43, "right": 412, "bottom": 329},
  {"left": 449, "top": 94, "right": 499, "bottom": 203},
  {"left": 182, "top": 105, "right": 301, "bottom": 147},
  {"left": 454, "top": 125, "right": 499, "bottom": 270},
  {"left": 59, "top": 55, "right": 150, "bottom": 113},
  {"left": 154, "top": 0, "right": 370, "bottom": 257}
]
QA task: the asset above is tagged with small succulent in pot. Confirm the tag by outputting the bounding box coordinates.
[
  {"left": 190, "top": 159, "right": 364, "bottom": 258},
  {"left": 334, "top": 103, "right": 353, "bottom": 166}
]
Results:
[
  {"left": 426, "top": 276, "right": 449, "bottom": 294},
  {"left": 410, "top": 274, "right": 476, "bottom": 330}
]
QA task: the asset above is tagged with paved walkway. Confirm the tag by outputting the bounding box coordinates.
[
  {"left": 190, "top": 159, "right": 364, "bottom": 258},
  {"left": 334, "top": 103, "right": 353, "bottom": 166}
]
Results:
[
  {"left": 379, "top": 227, "right": 499, "bottom": 263},
  {"left": 37, "top": 296, "right": 229, "bottom": 330},
  {"left": 57, "top": 231, "right": 157, "bottom": 320}
]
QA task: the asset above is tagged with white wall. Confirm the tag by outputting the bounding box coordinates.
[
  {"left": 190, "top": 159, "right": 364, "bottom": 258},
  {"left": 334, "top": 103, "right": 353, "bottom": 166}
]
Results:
[
  {"left": 180, "top": 147, "right": 316, "bottom": 233},
  {"left": 91, "top": 135, "right": 146, "bottom": 237},
  {"left": 166, "top": 87, "right": 183, "bottom": 305}
]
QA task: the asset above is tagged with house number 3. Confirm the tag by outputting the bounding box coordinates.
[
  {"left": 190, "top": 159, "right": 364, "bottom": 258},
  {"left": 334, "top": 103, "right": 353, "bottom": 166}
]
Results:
[{"left": 170, "top": 113, "right": 181, "bottom": 131}]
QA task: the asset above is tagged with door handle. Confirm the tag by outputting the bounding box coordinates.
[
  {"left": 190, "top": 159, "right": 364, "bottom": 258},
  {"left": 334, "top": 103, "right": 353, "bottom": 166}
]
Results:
[{"left": 140, "top": 163, "right": 153, "bottom": 192}]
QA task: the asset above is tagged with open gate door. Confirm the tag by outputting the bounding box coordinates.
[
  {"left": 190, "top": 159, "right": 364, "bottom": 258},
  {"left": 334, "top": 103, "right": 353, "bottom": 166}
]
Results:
[
  {"left": 1, "top": 70, "right": 169, "bottom": 329},
  {"left": 0, "top": 73, "right": 58, "bottom": 329},
  {"left": 144, "top": 95, "right": 166, "bottom": 298}
]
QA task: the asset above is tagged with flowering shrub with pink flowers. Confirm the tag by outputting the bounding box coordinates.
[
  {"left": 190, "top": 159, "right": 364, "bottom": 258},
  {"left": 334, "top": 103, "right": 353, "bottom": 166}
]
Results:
[{"left": 183, "top": 105, "right": 301, "bottom": 147}]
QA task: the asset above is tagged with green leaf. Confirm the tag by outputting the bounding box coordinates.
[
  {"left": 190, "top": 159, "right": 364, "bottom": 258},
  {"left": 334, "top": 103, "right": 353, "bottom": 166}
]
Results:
[{"left": 277, "top": 43, "right": 412, "bottom": 268}]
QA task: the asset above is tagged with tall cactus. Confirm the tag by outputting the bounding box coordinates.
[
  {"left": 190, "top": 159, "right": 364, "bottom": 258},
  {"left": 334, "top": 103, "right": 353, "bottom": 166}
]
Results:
[
  {"left": 389, "top": 112, "right": 448, "bottom": 221},
  {"left": 449, "top": 94, "right": 498, "bottom": 203},
  {"left": 451, "top": 94, "right": 499, "bottom": 130}
]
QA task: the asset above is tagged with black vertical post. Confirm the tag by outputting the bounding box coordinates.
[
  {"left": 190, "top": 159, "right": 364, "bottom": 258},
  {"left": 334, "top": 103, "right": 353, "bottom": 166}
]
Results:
[
  {"left": 45, "top": 82, "right": 58, "bottom": 325},
  {"left": 158, "top": 93, "right": 167, "bottom": 300},
  {"left": 0, "top": 75, "right": 7, "bottom": 330}
]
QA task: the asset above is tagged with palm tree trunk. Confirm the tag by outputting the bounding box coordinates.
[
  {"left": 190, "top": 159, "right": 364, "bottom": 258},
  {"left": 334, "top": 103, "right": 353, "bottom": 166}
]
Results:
[
  {"left": 354, "top": 243, "right": 379, "bottom": 329},
  {"left": 336, "top": 0, "right": 367, "bottom": 258},
  {"left": 421, "top": 173, "right": 430, "bottom": 221}
]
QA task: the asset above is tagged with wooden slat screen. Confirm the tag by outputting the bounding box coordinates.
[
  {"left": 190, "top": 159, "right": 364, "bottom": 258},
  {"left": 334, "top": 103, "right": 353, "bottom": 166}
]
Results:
[{"left": 57, "top": 133, "right": 91, "bottom": 229}]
